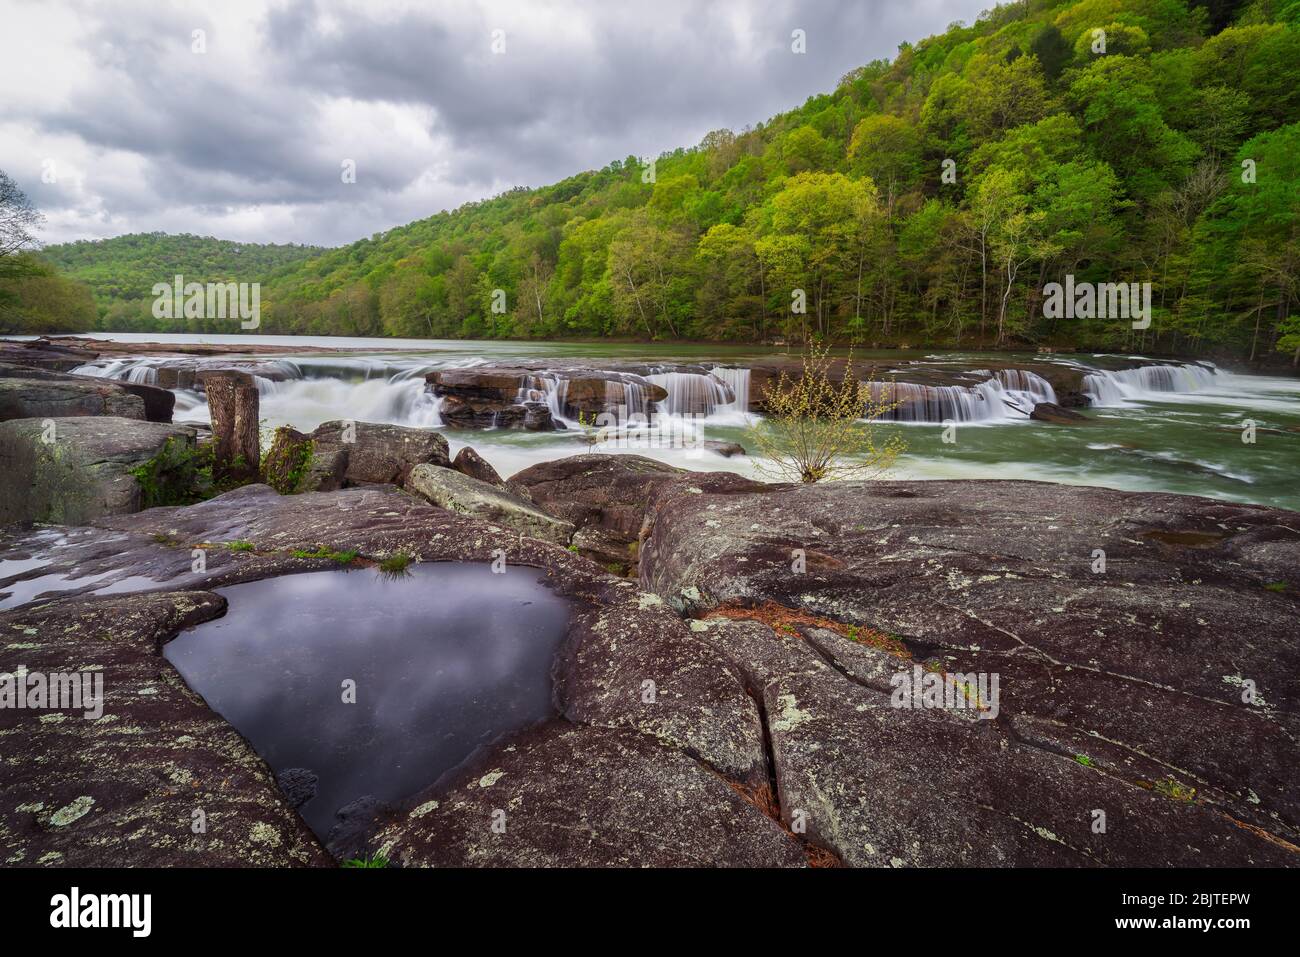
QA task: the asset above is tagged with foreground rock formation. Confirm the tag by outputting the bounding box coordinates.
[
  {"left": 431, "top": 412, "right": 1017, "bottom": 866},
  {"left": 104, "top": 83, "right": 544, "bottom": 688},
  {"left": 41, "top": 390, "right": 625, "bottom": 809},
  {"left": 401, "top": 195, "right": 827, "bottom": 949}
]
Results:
[
  {"left": 0, "top": 417, "right": 198, "bottom": 526},
  {"left": 1, "top": 453, "right": 1296, "bottom": 868}
]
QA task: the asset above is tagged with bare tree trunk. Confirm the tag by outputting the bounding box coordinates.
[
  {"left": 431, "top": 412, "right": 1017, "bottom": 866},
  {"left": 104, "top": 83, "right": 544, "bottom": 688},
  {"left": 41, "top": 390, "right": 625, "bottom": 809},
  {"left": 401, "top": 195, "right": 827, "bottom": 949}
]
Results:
[{"left": 204, "top": 370, "right": 260, "bottom": 480}]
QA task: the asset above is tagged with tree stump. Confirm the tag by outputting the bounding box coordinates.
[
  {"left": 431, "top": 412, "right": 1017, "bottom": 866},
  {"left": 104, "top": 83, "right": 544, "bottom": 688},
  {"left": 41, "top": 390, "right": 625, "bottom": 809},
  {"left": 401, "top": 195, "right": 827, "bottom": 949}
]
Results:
[{"left": 203, "top": 370, "right": 260, "bottom": 480}]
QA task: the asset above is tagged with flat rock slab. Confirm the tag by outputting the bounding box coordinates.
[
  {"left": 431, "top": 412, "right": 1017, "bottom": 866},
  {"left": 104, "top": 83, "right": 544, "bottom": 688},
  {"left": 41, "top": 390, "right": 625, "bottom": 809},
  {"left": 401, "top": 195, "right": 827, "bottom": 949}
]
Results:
[
  {"left": 1, "top": 483, "right": 788, "bottom": 866},
  {"left": 0, "top": 591, "right": 332, "bottom": 867},
  {"left": 0, "top": 416, "right": 198, "bottom": 525},
  {"left": 0, "top": 375, "right": 145, "bottom": 422},
  {"left": 0, "top": 361, "right": 174, "bottom": 423},
  {"left": 373, "top": 721, "right": 804, "bottom": 867},
  {"left": 639, "top": 476, "right": 1300, "bottom": 865},
  {"left": 6, "top": 459, "right": 1296, "bottom": 867}
]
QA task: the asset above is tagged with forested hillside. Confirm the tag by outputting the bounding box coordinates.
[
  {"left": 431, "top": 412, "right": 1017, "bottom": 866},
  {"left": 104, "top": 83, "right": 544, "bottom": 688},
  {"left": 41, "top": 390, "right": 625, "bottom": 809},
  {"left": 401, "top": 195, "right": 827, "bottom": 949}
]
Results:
[
  {"left": 35, "top": 233, "right": 323, "bottom": 330},
  {"left": 12, "top": 0, "right": 1300, "bottom": 360}
]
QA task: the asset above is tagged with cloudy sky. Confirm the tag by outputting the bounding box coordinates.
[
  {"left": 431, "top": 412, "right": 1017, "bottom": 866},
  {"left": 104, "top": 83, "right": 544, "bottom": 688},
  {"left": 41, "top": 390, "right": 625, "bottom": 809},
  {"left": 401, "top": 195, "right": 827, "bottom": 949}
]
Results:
[{"left": 1, "top": 0, "right": 990, "bottom": 248}]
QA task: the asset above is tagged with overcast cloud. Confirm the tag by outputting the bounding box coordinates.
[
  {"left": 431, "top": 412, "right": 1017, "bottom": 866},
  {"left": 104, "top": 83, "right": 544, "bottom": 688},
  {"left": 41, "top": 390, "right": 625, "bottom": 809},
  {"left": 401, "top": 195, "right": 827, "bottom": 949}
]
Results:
[{"left": 0, "top": 0, "right": 991, "bottom": 247}]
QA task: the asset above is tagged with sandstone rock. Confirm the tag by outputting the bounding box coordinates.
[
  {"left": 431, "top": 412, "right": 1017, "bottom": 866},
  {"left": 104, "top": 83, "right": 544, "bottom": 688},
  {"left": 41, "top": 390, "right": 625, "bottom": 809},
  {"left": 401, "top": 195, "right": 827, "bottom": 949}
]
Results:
[
  {"left": 511, "top": 454, "right": 685, "bottom": 541},
  {"left": 0, "top": 362, "right": 175, "bottom": 424},
  {"left": 6, "top": 457, "right": 1295, "bottom": 868},
  {"left": 119, "top": 381, "right": 175, "bottom": 423},
  {"left": 555, "top": 594, "right": 769, "bottom": 787},
  {"left": 0, "top": 416, "right": 198, "bottom": 526},
  {"left": 511, "top": 454, "right": 764, "bottom": 574},
  {"left": 638, "top": 475, "right": 1300, "bottom": 864},
  {"left": 373, "top": 722, "right": 804, "bottom": 867},
  {"left": 0, "top": 337, "right": 98, "bottom": 372},
  {"left": 427, "top": 366, "right": 667, "bottom": 429},
  {"left": 1, "top": 483, "right": 800, "bottom": 866},
  {"left": 0, "top": 375, "right": 145, "bottom": 421},
  {"left": 0, "top": 591, "right": 332, "bottom": 867},
  {"left": 405, "top": 463, "right": 574, "bottom": 545},
  {"left": 452, "top": 445, "right": 504, "bottom": 487},
  {"left": 1030, "top": 401, "right": 1093, "bottom": 424},
  {"left": 309, "top": 420, "right": 449, "bottom": 488}
]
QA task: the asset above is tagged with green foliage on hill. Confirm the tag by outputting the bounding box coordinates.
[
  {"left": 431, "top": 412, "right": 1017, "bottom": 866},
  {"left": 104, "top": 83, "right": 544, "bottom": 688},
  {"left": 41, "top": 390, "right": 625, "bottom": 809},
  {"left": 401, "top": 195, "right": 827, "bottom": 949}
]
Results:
[
  {"left": 0, "top": 254, "right": 98, "bottom": 334},
  {"left": 35, "top": 233, "right": 324, "bottom": 332},
  {"left": 10, "top": 0, "right": 1300, "bottom": 360}
]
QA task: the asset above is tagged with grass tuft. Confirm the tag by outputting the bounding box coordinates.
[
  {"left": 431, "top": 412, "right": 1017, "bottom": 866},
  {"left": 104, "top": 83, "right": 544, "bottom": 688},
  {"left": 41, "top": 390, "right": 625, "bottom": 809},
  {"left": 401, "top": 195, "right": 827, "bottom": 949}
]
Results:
[{"left": 377, "top": 551, "right": 414, "bottom": 578}]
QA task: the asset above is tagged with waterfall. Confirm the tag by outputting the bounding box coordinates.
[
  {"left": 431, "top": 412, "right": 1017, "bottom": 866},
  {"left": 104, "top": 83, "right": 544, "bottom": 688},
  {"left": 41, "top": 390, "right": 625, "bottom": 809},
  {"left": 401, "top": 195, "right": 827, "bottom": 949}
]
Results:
[
  {"left": 530, "top": 376, "right": 577, "bottom": 428},
  {"left": 995, "top": 369, "right": 1056, "bottom": 404},
  {"left": 870, "top": 381, "right": 1010, "bottom": 423},
  {"left": 1083, "top": 363, "right": 1216, "bottom": 406},
  {"left": 709, "top": 367, "right": 751, "bottom": 414},
  {"left": 607, "top": 378, "right": 656, "bottom": 420},
  {"left": 646, "top": 371, "right": 734, "bottom": 416},
  {"left": 73, "top": 357, "right": 160, "bottom": 384}
]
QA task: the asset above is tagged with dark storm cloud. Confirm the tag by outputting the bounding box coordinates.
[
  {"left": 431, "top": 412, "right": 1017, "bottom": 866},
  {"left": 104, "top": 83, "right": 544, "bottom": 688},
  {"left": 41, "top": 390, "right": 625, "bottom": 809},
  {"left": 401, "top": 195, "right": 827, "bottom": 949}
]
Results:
[{"left": 1, "top": 0, "right": 991, "bottom": 245}]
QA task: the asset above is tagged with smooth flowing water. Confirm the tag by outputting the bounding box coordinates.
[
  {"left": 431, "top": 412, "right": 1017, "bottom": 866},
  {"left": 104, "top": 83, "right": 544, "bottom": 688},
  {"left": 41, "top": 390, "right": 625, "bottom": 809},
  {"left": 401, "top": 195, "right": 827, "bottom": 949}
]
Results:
[
  {"left": 162, "top": 563, "right": 571, "bottom": 841},
  {"left": 64, "top": 333, "right": 1300, "bottom": 511}
]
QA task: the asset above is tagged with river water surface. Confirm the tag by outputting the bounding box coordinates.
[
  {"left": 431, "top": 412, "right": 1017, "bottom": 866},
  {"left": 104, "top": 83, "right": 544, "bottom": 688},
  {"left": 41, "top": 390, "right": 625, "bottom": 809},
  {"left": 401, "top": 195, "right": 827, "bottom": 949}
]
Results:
[{"left": 66, "top": 333, "right": 1300, "bottom": 512}]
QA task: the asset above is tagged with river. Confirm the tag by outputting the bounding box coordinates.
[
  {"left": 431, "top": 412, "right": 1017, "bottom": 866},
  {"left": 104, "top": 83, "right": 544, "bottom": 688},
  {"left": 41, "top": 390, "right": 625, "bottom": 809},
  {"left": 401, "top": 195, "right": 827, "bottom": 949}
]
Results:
[{"left": 62, "top": 332, "right": 1300, "bottom": 512}]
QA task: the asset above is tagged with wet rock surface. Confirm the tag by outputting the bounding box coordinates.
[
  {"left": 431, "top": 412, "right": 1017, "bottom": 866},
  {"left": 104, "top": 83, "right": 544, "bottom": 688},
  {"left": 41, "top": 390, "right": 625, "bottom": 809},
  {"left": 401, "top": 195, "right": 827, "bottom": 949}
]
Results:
[
  {"left": 1, "top": 480, "right": 796, "bottom": 866},
  {"left": 0, "top": 374, "right": 146, "bottom": 421},
  {"left": 2, "top": 455, "right": 1297, "bottom": 867},
  {"left": 0, "top": 361, "right": 175, "bottom": 423},
  {"left": 1030, "top": 401, "right": 1093, "bottom": 424}
]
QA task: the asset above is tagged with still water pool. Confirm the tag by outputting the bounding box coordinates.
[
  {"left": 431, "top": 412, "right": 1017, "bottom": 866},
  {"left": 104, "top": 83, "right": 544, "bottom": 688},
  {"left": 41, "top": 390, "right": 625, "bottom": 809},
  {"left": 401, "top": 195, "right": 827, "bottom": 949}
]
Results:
[{"left": 163, "top": 563, "right": 570, "bottom": 840}]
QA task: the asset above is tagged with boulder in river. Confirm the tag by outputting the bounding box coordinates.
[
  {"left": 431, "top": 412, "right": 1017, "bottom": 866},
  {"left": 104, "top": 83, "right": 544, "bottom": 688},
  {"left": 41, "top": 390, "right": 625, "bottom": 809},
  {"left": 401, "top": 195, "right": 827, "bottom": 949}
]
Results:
[
  {"left": 1030, "top": 401, "right": 1093, "bottom": 424},
  {"left": 0, "top": 361, "right": 175, "bottom": 423},
  {"left": 307, "top": 420, "right": 450, "bottom": 490},
  {"left": 451, "top": 445, "right": 505, "bottom": 487}
]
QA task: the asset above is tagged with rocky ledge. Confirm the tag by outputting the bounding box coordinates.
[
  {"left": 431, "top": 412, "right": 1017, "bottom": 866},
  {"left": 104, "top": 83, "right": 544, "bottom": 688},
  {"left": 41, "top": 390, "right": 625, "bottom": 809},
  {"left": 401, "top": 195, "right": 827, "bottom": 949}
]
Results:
[{"left": 1, "top": 455, "right": 1296, "bottom": 867}]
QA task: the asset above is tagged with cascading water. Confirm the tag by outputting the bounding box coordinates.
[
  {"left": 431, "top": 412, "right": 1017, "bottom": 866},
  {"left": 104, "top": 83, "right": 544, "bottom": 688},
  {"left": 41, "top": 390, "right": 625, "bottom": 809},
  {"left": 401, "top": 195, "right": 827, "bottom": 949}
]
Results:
[
  {"left": 995, "top": 369, "right": 1056, "bottom": 404},
  {"left": 870, "top": 381, "right": 1005, "bottom": 422},
  {"left": 646, "top": 371, "right": 735, "bottom": 416},
  {"left": 709, "top": 367, "right": 751, "bottom": 416},
  {"left": 868, "top": 369, "right": 1056, "bottom": 423},
  {"left": 1083, "top": 363, "right": 1216, "bottom": 406}
]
